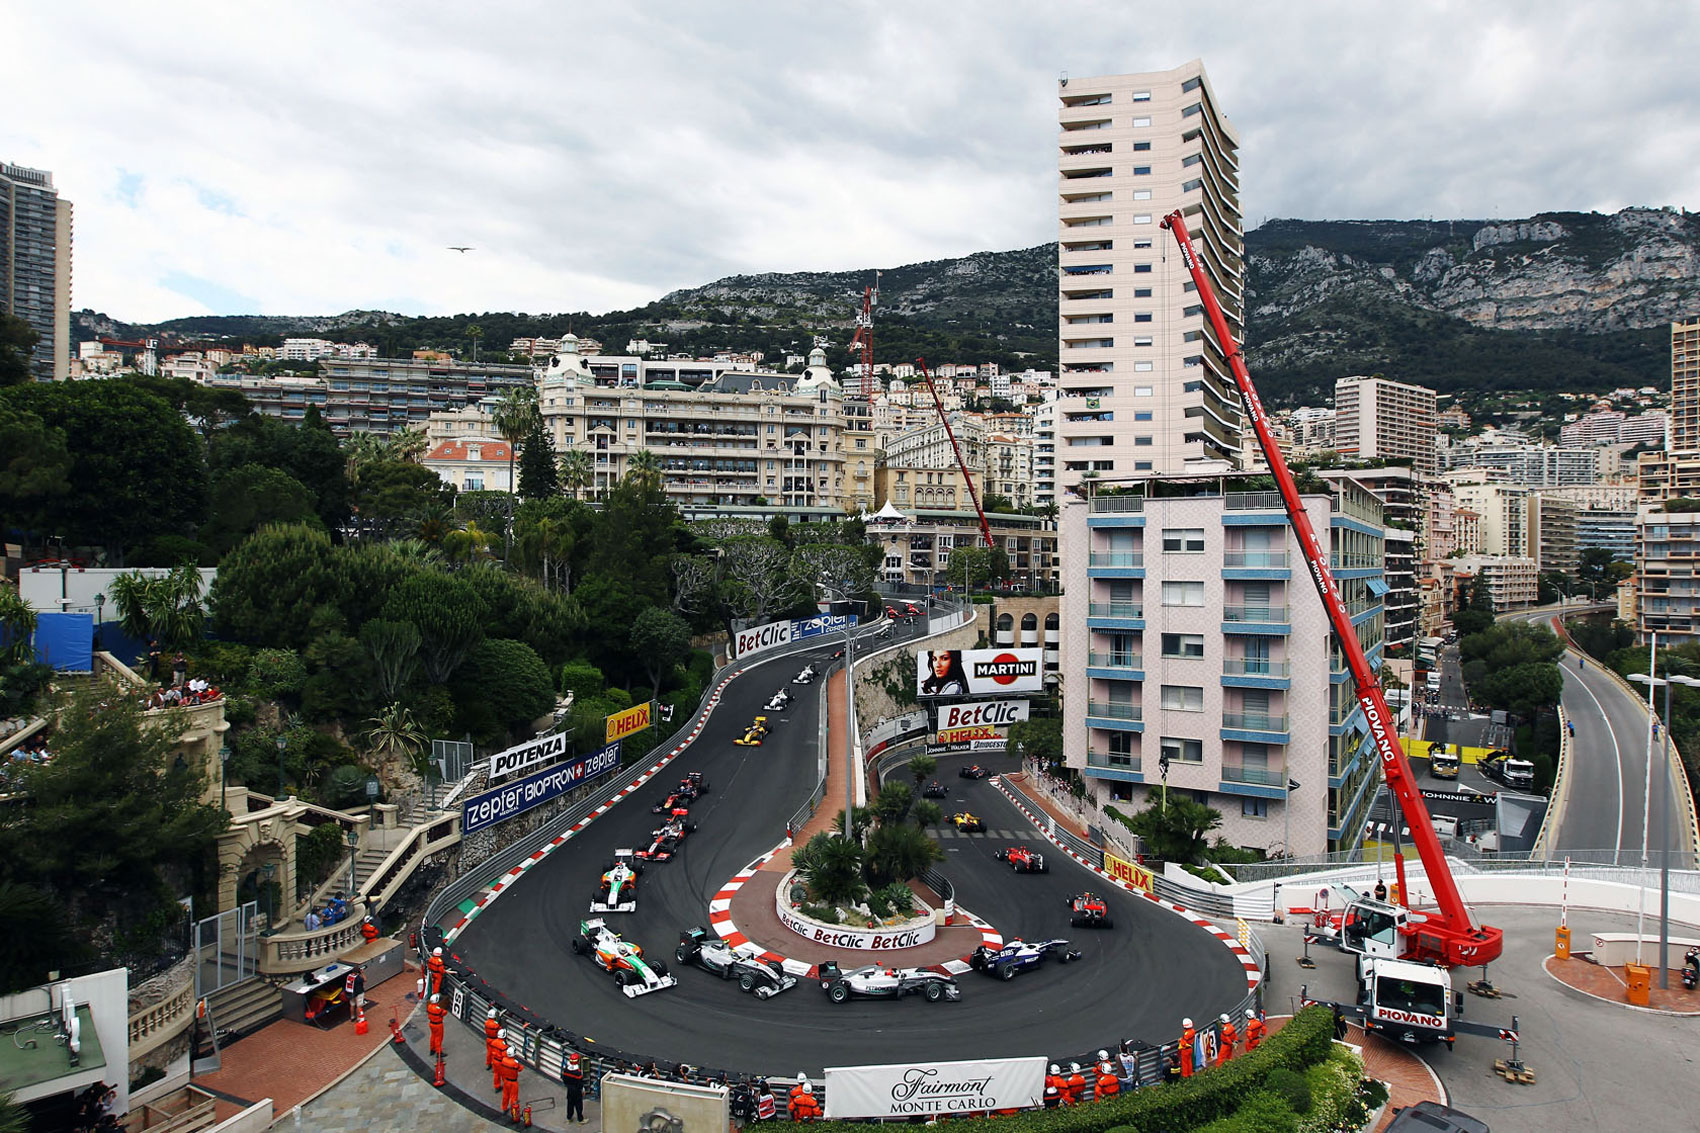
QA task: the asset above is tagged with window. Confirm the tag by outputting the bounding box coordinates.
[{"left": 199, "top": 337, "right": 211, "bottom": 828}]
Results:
[
  {"left": 1164, "top": 528, "right": 1206, "bottom": 552},
  {"left": 1134, "top": 411, "right": 1153, "bottom": 421},
  {"left": 1134, "top": 336, "right": 1154, "bottom": 347},
  {"left": 1134, "top": 385, "right": 1154, "bottom": 396},
  {"left": 1161, "top": 736, "right": 1204, "bottom": 763},
  {"left": 1134, "top": 263, "right": 1153, "bottom": 273},
  {"left": 1133, "top": 238, "right": 1153, "bottom": 248},
  {"left": 1163, "top": 581, "right": 1205, "bottom": 606},
  {"left": 1132, "top": 140, "right": 1151, "bottom": 150},
  {"left": 1132, "top": 166, "right": 1151, "bottom": 175},
  {"left": 1181, "top": 76, "right": 1202, "bottom": 93},
  {"left": 1132, "top": 90, "right": 1152, "bottom": 101},
  {"left": 1161, "top": 685, "right": 1204, "bottom": 711},
  {"left": 1182, "top": 153, "right": 1203, "bottom": 168},
  {"left": 1133, "top": 189, "right": 1153, "bottom": 200},
  {"left": 1182, "top": 102, "right": 1203, "bottom": 118},
  {"left": 1161, "top": 633, "right": 1204, "bottom": 659},
  {"left": 1134, "top": 312, "right": 1153, "bottom": 322},
  {"left": 1135, "top": 461, "right": 1153, "bottom": 471},
  {"left": 1134, "top": 287, "right": 1153, "bottom": 298},
  {"left": 1134, "top": 361, "right": 1154, "bottom": 371},
  {"left": 1182, "top": 178, "right": 1203, "bottom": 193},
  {"left": 1132, "top": 116, "right": 1152, "bottom": 127},
  {"left": 1133, "top": 214, "right": 1153, "bottom": 224},
  {"left": 1242, "top": 798, "right": 1268, "bottom": 818}
]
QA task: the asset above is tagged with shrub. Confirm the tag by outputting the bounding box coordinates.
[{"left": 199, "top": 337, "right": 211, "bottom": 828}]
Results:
[
  {"left": 559, "top": 659, "right": 606, "bottom": 697},
  {"left": 319, "top": 764, "right": 376, "bottom": 810},
  {"left": 876, "top": 881, "right": 915, "bottom": 916},
  {"left": 864, "top": 889, "right": 891, "bottom": 919},
  {"left": 296, "top": 822, "right": 348, "bottom": 891},
  {"left": 191, "top": 640, "right": 254, "bottom": 686},
  {"left": 1264, "top": 1068, "right": 1311, "bottom": 1116},
  {"left": 247, "top": 647, "right": 306, "bottom": 698},
  {"left": 1196, "top": 1091, "right": 1296, "bottom": 1133},
  {"left": 1300, "top": 1046, "right": 1365, "bottom": 1133}
]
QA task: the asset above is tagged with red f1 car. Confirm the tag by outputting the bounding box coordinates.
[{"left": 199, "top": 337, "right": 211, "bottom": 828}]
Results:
[{"left": 994, "top": 845, "right": 1048, "bottom": 873}]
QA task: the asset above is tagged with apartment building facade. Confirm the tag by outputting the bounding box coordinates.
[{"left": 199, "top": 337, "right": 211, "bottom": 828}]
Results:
[
  {"left": 871, "top": 511, "right": 1056, "bottom": 593},
  {"left": 1446, "top": 473, "right": 1530, "bottom": 557},
  {"left": 1333, "top": 375, "right": 1439, "bottom": 477},
  {"left": 1636, "top": 506, "right": 1700, "bottom": 644},
  {"left": 1452, "top": 555, "right": 1539, "bottom": 611},
  {"left": 1672, "top": 318, "right": 1700, "bottom": 453},
  {"left": 1, "top": 162, "right": 72, "bottom": 380},
  {"left": 1058, "top": 473, "right": 1387, "bottom": 856},
  {"left": 215, "top": 355, "right": 534, "bottom": 436},
  {"left": 1056, "top": 61, "right": 1245, "bottom": 488}
]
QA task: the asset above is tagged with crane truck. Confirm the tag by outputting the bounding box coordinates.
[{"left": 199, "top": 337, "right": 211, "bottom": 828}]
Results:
[{"left": 1160, "top": 213, "right": 1523, "bottom": 1063}]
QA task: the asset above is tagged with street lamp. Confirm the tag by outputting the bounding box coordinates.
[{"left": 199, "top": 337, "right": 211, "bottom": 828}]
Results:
[
  {"left": 219, "top": 742, "right": 230, "bottom": 814},
  {"left": 275, "top": 735, "right": 287, "bottom": 800},
  {"left": 1630, "top": 657, "right": 1692, "bottom": 987},
  {"left": 1283, "top": 778, "right": 1301, "bottom": 863},
  {"left": 818, "top": 575, "right": 858, "bottom": 844},
  {"left": 346, "top": 825, "right": 361, "bottom": 901}
]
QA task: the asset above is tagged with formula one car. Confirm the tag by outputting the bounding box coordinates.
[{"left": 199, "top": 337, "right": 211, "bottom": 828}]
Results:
[
  {"left": 950, "top": 811, "right": 985, "bottom": 833},
  {"left": 590, "top": 850, "right": 641, "bottom": 913},
  {"left": 958, "top": 764, "right": 989, "bottom": 780},
  {"left": 1068, "top": 892, "right": 1113, "bottom": 928},
  {"left": 733, "top": 717, "right": 769, "bottom": 746},
  {"left": 921, "top": 780, "right": 950, "bottom": 798},
  {"left": 652, "top": 789, "right": 688, "bottom": 814},
  {"left": 792, "top": 666, "right": 816, "bottom": 685},
  {"left": 904, "top": 603, "right": 922, "bottom": 617},
  {"left": 816, "top": 961, "right": 960, "bottom": 1004},
  {"left": 675, "top": 928, "right": 799, "bottom": 999},
  {"left": 969, "top": 938, "right": 1083, "bottom": 980},
  {"left": 572, "top": 919, "right": 677, "bottom": 997},
  {"left": 994, "top": 845, "right": 1049, "bottom": 873},
  {"left": 885, "top": 605, "right": 901, "bottom": 619},
  {"left": 765, "top": 689, "right": 792, "bottom": 711},
  {"left": 635, "top": 811, "right": 698, "bottom": 862}
]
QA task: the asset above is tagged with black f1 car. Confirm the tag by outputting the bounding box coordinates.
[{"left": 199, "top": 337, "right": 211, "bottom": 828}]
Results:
[
  {"left": 968, "top": 938, "right": 1082, "bottom": 979},
  {"left": 994, "top": 845, "right": 1048, "bottom": 872},
  {"left": 921, "top": 780, "right": 950, "bottom": 798},
  {"left": 817, "top": 961, "right": 960, "bottom": 1003},
  {"left": 675, "top": 928, "right": 798, "bottom": 998},
  {"left": 958, "top": 764, "right": 989, "bottom": 780}
]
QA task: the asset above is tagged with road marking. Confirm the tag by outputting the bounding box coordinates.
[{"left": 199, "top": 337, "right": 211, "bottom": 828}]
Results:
[{"left": 1567, "top": 661, "right": 1625, "bottom": 861}]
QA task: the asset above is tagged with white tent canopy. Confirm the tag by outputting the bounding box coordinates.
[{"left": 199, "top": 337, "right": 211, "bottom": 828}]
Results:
[{"left": 869, "top": 500, "right": 910, "bottom": 523}]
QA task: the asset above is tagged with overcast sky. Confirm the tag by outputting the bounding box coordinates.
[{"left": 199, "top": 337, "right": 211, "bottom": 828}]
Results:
[{"left": 8, "top": 1, "right": 1697, "bottom": 323}]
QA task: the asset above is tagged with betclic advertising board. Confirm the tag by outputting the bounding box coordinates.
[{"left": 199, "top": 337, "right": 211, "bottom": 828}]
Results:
[
  {"left": 733, "top": 613, "right": 859, "bottom": 659},
  {"left": 916, "top": 649, "right": 1043, "bottom": 697},
  {"left": 824, "top": 1056, "right": 1046, "bottom": 1119}
]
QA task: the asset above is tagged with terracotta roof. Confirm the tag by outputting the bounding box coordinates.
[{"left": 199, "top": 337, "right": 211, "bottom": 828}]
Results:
[{"left": 424, "top": 440, "right": 512, "bottom": 462}]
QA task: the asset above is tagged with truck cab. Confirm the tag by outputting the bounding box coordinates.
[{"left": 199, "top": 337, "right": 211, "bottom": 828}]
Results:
[
  {"left": 1480, "top": 751, "right": 1535, "bottom": 791},
  {"left": 1356, "top": 955, "right": 1459, "bottom": 1046},
  {"left": 1430, "top": 746, "right": 1460, "bottom": 780}
]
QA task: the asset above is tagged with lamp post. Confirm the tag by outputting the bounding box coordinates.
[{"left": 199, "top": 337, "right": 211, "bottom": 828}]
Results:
[
  {"left": 219, "top": 742, "right": 230, "bottom": 814},
  {"left": 346, "top": 826, "right": 361, "bottom": 900},
  {"left": 1283, "top": 778, "right": 1301, "bottom": 863},
  {"left": 1630, "top": 654, "right": 1688, "bottom": 984},
  {"left": 275, "top": 735, "right": 287, "bottom": 800},
  {"left": 818, "top": 575, "right": 857, "bottom": 844}
]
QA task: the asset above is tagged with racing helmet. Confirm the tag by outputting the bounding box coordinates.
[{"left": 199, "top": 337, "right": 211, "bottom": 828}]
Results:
[
  {"left": 430, "top": 995, "right": 440, "bottom": 1004},
  {"left": 497, "top": 1028, "right": 508, "bottom": 1041},
  {"left": 1097, "top": 1050, "right": 1108, "bottom": 1061},
  {"left": 487, "top": 1008, "right": 498, "bottom": 1019},
  {"left": 1182, "top": 1018, "right": 1193, "bottom": 1029},
  {"left": 802, "top": 1083, "right": 813, "bottom": 1094},
  {"left": 1220, "top": 1014, "right": 1230, "bottom": 1025},
  {"left": 1247, "top": 1009, "right": 1258, "bottom": 1022},
  {"left": 797, "top": 1072, "right": 808, "bottom": 1083},
  {"left": 1069, "top": 1062, "right": 1081, "bottom": 1073},
  {"left": 1049, "top": 1064, "right": 1059, "bottom": 1075}
]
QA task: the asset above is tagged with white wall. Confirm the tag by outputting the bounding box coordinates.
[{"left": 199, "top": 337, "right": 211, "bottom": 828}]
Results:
[{"left": 19, "top": 567, "right": 219, "bottom": 615}]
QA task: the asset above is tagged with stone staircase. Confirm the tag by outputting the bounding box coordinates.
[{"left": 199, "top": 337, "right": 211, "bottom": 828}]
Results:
[
  {"left": 201, "top": 978, "right": 283, "bottom": 1049},
  {"left": 351, "top": 847, "right": 395, "bottom": 891}
]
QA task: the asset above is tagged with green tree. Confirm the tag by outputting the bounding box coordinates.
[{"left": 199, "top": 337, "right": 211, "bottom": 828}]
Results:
[
  {"left": 207, "top": 413, "right": 349, "bottom": 531},
  {"left": 625, "top": 448, "right": 662, "bottom": 490},
  {"left": 558, "top": 448, "right": 593, "bottom": 500},
  {"left": 359, "top": 619, "right": 422, "bottom": 703},
  {"left": 944, "top": 544, "right": 1010, "bottom": 589},
  {"left": 0, "top": 402, "right": 71, "bottom": 507},
  {"left": 201, "top": 464, "right": 319, "bottom": 555},
  {"left": 0, "top": 684, "right": 225, "bottom": 980},
  {"left": 109, "top": 564, "right": 207, "bottom": 652},
  {"left": 452, "top": 638, "right": 555, "bottom": 740},
  {"left": 465, "top": 322, "right": 485, "bottom": 361},
  {"left": 441, "top": 520, "right": 497, "bottom": 565},
  {"left": 382, "top": 572, "right": 487, "bottom": 683},
  {"left": 863, "top": 821, "right": 944, "bottom": 886},
  {"left": 491, "top": 386, "right": 540, "bottom": 558},
  {"left": 872, "top": 781, "right": 914, "bottom": 825},
  {"left": 349, "top": 459, "right": 457, "bottom": 541},
  {"left": 517, "top": 418, "right": 558, "bottom": 500},
  {"left": 791, "top": 832, "right": 867, "bottom": 907},
  {"left": 1476, "top": 661, "right": 1565, "bottom": 719},
  {"left": 0, "top": 379, "right": 209, "bottom": 555},
  {"left": 0, "top": 312, "right": 38, "bottom": 387},
  {"left": 365, "top": 702, "right": 429, "bottom": 777},
  {"left": 0, "top": 588, "right": 36, "bottom": 666},
  {"left": 629, "top": 606, "right": 692, "bottom": 698},
  {"left": 211, "top": 524, "right": 353, "bottom": 650},
  {"left": 906, "top": 753, "right": 937, "bottom": 787},
  {"left": 1110, "top": 795, "right": 1223, "bottom": 863},
  {"left": 911, "top": 799, "right": 943, "bottom": 828},
  {"left": 1007, "top": 713, "right": 1062, "bottom": 769}
]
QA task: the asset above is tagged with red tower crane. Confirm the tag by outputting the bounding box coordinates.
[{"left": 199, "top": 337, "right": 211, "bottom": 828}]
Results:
[
  {"left": 915, "top": 358, "right": 994, "bottom": 552},
  {"left": 847, "top": 274, "right": 879, "bottom": 398},
  {"left": 1161, "top": 211, "right": 1502, "bottom": 969}
]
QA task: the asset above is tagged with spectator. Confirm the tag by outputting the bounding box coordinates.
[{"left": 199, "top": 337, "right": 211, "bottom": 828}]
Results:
[
  {"left": 172, "top": 652, "right": 187, "bottom": 688},
  {"left": 305, "top": 908, "right": 323, "bottom": 932},
  {"left": 147, "top": 639, "right": 161, "bottom": 680}
]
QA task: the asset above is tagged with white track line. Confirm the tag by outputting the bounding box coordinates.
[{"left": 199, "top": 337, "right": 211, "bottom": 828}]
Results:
[{"left": 1567, "top": 663, "right": 1624, "bottom": 861}]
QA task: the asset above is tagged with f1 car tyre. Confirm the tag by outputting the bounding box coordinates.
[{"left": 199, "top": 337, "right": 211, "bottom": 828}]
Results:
[
  {"left": 1000, "top": 964, "right": 1016, "bottom": 981},
  {"left": 651, "top": 959, "right": 668, "bottom": 978},
  {"left": 675, "top": 946, "right": 690, "bottom": 963},
  {"left": 924, "top": 982, "right": 945, "bottom": 1002},
  {"left": 739, "top": 972, "right": 757, "bottom": 992},
  {"left": 615, "top": 969, "right": 632, "bottom": 986},
  {"left": 828, "top": 982, "right": 850, "bottom": 1004},
  {"left": 572, "top": 937, "right": 588, "bottom": 955}
]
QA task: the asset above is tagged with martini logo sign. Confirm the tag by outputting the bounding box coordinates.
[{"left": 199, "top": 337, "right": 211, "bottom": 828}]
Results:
[{"left": 916, "top": 649, "right": 1043, "bottom": 697}]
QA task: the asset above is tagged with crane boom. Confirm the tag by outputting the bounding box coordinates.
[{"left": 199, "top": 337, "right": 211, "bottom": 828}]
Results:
[
  {"left": 1160, "top": 211, "right": 1501, "bottom": 968},
  {"left": 915, "top": 358, "right": 995, "bottom": 550}
]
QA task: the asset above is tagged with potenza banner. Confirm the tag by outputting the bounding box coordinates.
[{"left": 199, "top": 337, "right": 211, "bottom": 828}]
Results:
[
  {"left": 916, "top": 649, "right": 1044, "bottom": 697},
  {"left": 605, "top": 700, "right": 653, "bottom": 744},
  {"left": 733, "top": 613, "right": 858, "bottom": 659},
  {"left": 462, "top": 742, "right": 621, "bottom": 834},
  {"left": 824, "top": 1056, "right": 1046, "bottom": 1119},
  {"left": 488, "top": 731, "right": 569, "bottom": 780}
]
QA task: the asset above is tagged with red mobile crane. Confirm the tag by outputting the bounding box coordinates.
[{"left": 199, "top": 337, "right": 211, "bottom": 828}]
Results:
[
  {"left": 847, "top": 275, "right": 880, "bottom": 399},
  {"left": 1161, "top": 211, "right": 1502, "bottom": 969},
  {"left": 915, "top": 358, "right": 995, "bottom": 551}
]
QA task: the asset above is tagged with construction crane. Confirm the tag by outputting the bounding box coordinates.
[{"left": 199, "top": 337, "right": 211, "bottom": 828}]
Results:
[
  {"left": 1161, "top": 210, "right": 1502, "bottom": 969},
  {"left": 846, "top": 274, "right": 879, "bottom": 398},
  {"left": 915, "top": 358, "right": 995, "bottom": 552}
]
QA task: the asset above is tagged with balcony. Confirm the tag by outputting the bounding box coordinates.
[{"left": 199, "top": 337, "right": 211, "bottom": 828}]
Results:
[
  {"left": 1224, "top": 490, "right": 1285, "bottom": 511},
  {"left": 1223, "top": 551, "right": 1288, "bottom": 568},
  {"left": 1089, "top": 496, "right": 1145, "bottom": 513},
  {"left": 1089, "top": 552, "right": 1144, "bottom": 567},
  {"left": 1085, "top": 751, "right": 1144, "bottom": 781},
  {"left": 1223, "top": 658, "right": 1289, "bottom": 677},
  {"left": 1221, "top": 712, "right": 1290, "bottom": 743},
  {"left": 1218, "top": 762, "right": 1289, "bottom": 799},
  {"left": 1087, "top": 652, "right": 1144, "bottom": 676},
  {"left": 1221, "top": 605, "right": 1290, "bottom": 634},
  {"left": 1085, "top": 702, "right": 1144, "bottom": 732},
  {"left": 1087, "top": 602, "right": 1145, "bottom": 629}
]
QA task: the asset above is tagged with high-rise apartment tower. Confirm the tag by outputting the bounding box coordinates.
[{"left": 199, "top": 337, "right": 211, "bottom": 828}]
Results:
[
  {"left": 1673, "top": 318, "right": 1700, "bottom": 453},
  {"left": 1333, "top": 375, "right": 1438, "bottom": 477},
  {"left": 0, "top": 162, "right": 72, "bottom": 381},
  {"left": 1056, "top": 61, "right": 1244, "bottom": 487}
]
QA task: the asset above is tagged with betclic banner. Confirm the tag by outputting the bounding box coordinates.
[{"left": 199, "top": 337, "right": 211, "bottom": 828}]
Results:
[
  {"left": 916, "top": 649, "right": 1044, "bottom": 697},
  {"left": 824, "top": 1056, "right": 1046, "bottom": 1119},
  {"left": 733, "top": 613, "right": 859, "bottom": 659},
  {"left": 462, "top": 742, "right": 621, "bottom": 834}
]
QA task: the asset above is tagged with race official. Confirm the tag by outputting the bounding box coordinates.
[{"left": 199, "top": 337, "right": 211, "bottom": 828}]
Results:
[
  {"left": 1216, "top": 1014, "right": 1236, "bottom": 1065},
  {"left": 562, "top": 1052, "right": 586, "bottom": 1124},
  {"left": 491, "top": 1029, "right": 509, "bottom": 1092},
  {"left": 789, "top": 1083, "right": 820, "bottom": 1123},
  {"left": 1244, "top": 1009, "right": 1265, "bottom": 1052},
  {"left": 361, "top": 916, "right": 380, "bottom": 945},
  {"left": 1179, "top": 1019, "right": 1196, "bottom": 1078},
  {"left": 1094, "top": 1052, "right": 1119, "bottom": 1100},
  {"left": 484, "top": 1009, "right": 502, "bottom": 1068},
  {"left": 500, "top": 1050, "right": 522, "bottom": 1117},
  {"left": 426, "top": 995, "right": 446, "bottom": 1057},
  {"left": 1065, "top": 1062, "right": 1086, "bottom": 1105}
]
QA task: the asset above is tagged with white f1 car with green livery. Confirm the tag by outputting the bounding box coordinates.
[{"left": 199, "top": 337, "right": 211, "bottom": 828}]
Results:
[
  {"left": 572, "top": 918, "right": 677, "bottom": 997},
  {"left": 590, "top": 850, "right": 641, "bottom": 914}
]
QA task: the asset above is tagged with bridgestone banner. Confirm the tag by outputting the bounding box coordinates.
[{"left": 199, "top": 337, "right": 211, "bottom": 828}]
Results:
[
  {"left": 488, "top": 731, "right": 569, "bottom": 780},
  {"left": 824, "top": 1056, "right": 1046, "bottom": 1119},
  {"left": 916, "top": 649, "right": 1044, "bottom": 697},
  {"left": 462, "top": 742, "right": 621, "bottom": 834}
]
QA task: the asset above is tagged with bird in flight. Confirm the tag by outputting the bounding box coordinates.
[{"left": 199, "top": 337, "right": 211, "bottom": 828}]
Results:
[{"left": 447, "top": 246, "right": 474, "bottom": 253}]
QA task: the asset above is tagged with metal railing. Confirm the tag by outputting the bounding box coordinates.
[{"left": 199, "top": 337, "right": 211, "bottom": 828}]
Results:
[
  {"left": 1086, "top": 701, "right": 1143, "bottom": 721},
  {"left": 1088, "top": 551, "right": 1144, "bottom": 567},
  {"left": 1220, "top": 764, "right": 1286, "bottom": 786},
  {"left": 1224, "top": 551, "right": 1289, "bottom": 568},
  {"left": 1088, "top": 602, "right": 1144, "bottom": 619},
  {"left": 1223, "top": 605, "right": 1289, "bottom": 623},
  {"left": 1087, "top": 652, "right": 1143, "bottom": 670},
  {"left": 1086, "top": 750, "right": 1142, "bottom": 773},
  {"left": 1221, "top": 713, "right": 1288, "bottom": 732},
  {"left": 1224, "top": 491, "right": 1284, "bottom": 510},
  {"left": 1088, "top": 495, "right": 1145, "bottom": 513},
  {"left": 1223, "top": 658, "right": 1290, "bottom": 677}
]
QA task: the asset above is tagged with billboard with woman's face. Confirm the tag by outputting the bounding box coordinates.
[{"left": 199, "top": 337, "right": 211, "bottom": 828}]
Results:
[{"left": 916, "top": 648, "right": 1043, "bottom": 697}]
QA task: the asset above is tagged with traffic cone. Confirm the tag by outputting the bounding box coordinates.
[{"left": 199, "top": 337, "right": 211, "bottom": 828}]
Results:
[
  {"left": 434, "top": 1052, "right": 447, "bottom": 1088},
  {"left": 355, "top": 1005, "right": 369, "bottom": 1035}
]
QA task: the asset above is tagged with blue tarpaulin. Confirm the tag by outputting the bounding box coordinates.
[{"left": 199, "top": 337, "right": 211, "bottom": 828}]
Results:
[{"left": 34, "top": 612, "right": 95, "bottom": 672}]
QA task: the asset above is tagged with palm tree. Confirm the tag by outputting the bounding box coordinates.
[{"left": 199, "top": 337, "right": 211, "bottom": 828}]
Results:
[
  {"left": 385, "top": 427, "right": 429, "bottom": 463},
  {"left": 365, "top": 702, "right": 429, "bottom": 780},
  {"left": 109, "top": 564, "right": 205, "bottom": 652},
  {"left": 491, "top": 387, "right": 541, "bottom": 559},
  {"left": 441, "top": 520, "right": 496, "bottom": 566},
  {"left": 466, "top": 323, "right": 485, "bottom": 362},
  {"left": 625, "top": 447, "right": 662, "bottom": 490},
  {"left": 0, "top": 585, "right": 36, "bottom": 665},
  {"left": 558, "top": 448, "right": 593, "bottom": 501}
]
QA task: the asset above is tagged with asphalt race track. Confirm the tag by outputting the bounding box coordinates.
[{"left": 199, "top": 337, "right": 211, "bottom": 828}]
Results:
[{"left": 455, "top": 630, "right": 1248, "bottom": 1075}]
